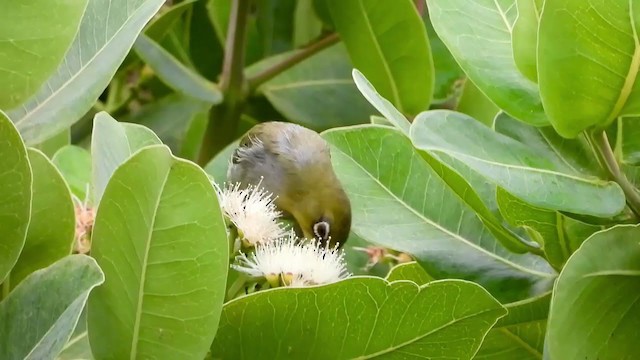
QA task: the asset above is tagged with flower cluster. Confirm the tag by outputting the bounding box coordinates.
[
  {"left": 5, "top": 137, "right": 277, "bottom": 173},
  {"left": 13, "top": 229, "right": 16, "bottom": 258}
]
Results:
[
  {"left": 213, "top": 180, "right": 351, "bottom": 289},
  {"left": 232, "top": 231, "right": 350, "bottom": 287}
]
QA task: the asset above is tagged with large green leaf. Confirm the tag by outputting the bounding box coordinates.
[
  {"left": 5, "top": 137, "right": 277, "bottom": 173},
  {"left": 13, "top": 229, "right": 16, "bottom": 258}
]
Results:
[
  {"left": 410, "top": 110, "right": 625, "bottom": 217},
  {"left": 56, "top": 308, "right": 92, "bottom": 360},
  {"left": 323, "top": 125, "right": 555, "bottom": 302},
  {"left": 456, "top": 80, "right": 500, "bottom": 127},
  {"left": 134, "top": 34, "right": 222, "bottom": 103},
  {"left": 0, "top": 111, "right": 31, "bottom": 285},
  {"left": 385, "top": 262, "right": 434, "bottom": 284},
  {"left": 212, "top": 277, "right": 506, "bottom": 359},
  {"left": 52, "top": 146, "right": 92, "bottom": 202},
  {"left": 538, "top": 0, "right": 640, "bottom": 138},
  {"left": 7, "top": 0, "right": 166, "bottom": 145},
  {"left": 0, "top": 0, "right": 87, "bottom": 109},
  {"left": 427, "top": 0, "right": 547, "bottom": 126},
  {"left": 326, "top": 0, "right": 433, "bottom": 114},
  {"left": 476, "top": 292, "right": 551, "bottom": 360},
  {"left": 0, "top": 255, "right": 104, "bottom": 360},
  {"left": 10, "top": 149, "right": 74, "bottom": 288},
  {"left": 88, "top": 145, "right": 228, "bottom": 360},
  {"left": 496, "top": 188, "right": 603, "bottom": 272},
  {"left": 252, "top": 44, "right": 375, "bottom": 130},
  {"left": 547, "top": 225, "right": 640, "bottom": 359},
  {"left": 511, "top": 0, "right": 542, "bottom": 83},
  {"left": 91, "top": 112, "right": 161, "bottom": 205}
]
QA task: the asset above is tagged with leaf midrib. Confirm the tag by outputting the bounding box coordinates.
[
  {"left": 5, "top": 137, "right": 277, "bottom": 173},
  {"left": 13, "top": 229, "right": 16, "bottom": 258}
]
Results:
[
  {"left": 129, "top": 166, "right": 171, "bottom": 359},
  {"left": 353, "top": 305, "right": 503, "bottom": 359},
  {"left": 332, "top": 143, "right": 555, "bottom": 278},
  {"left": 14, "top": 0, "right": 158, "bottom": 125},
  {"left": 356, "top": 0, "right": 402, "bottom": 111}
]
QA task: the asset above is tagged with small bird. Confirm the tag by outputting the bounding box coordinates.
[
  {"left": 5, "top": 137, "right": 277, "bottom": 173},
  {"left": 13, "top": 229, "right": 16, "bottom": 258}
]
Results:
[{"left": 227, "top": 121, "right": 351, "bottom": 248}]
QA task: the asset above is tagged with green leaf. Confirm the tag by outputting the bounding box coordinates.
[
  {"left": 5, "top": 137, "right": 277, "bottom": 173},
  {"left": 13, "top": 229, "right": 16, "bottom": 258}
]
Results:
[
  {"left": 10, "top": 149, "right": 74, "bottom": 288},
  {"left": 52, "top": 146, "right": 92, "bottom": 202},
  {"left": 476, "top": 292, "right": 551, "bottom": 360},
  {"left": 456, "top": 80, "right": 500, "bottom": 127},
  {"left": 57, "top": 308, "right": 93, "bottom": 360},
  {"left": 0, "top": 0, "right": 87, "bottom": 109},
  {"left": 145, "top": 0, "right": 197, "bottom": 43},
  {"left": 496, "top": 188, "right": 603, "bottom": 271},
  {"left": 293, "top": 0, "right": 323, "bottom": 46},
  {"left": 88, "top": 145, "right": 228, "bottom": 360},
  {"left": 91, "top": 112, "right": 161, "bottom": 205},
  {"left": 212, "top": 278, "right": 507, "bottom": 359},
  {"left": 122, "top": 94, "right": 210, "bottom": 156},
  {"left": 427, "top": 0, "right": 547, "bottom": 126},
  {"left": 352, "top": 69, "right": 411, "bottom": 136},
  {"left": 547, "top": 224, "right": 640, "bottom": 359},
  {"left": 423, "top": 13, "right": 464, "bottom": 102},
  {"left": 252, "top": 44, "right": 375, "bottom": 130},
  {"left": 512, "top": 0, "right": 542, "bottom": 82},
  {"left": 33, "top": 129, "right": 70, "bottom": 159},
  {"left": 410, "top": 110, "right": 625, "bottom": 217},
  {"left": 134, "top": 34, "right": 222, "bottom": 103},
  {"left": 323, "top": 125, "right": 555, "bottom": 302},
  {"left": 538, "top": 0, "right": 640, "bottom": 138},
  {"left": 385, "top": 262, "right": 434, "bottom": 284},
  {"left": 7, "top": 0, "right": 166, "bottom": 145},
  {"left": 0, "top": 111, "right": 31, "bottom": 284},
  {"left": 0, "top": 255, "right": 104, "bottom": 360},
  {"left": 327, "top": 0, "right": 433, "bottom": 115}
]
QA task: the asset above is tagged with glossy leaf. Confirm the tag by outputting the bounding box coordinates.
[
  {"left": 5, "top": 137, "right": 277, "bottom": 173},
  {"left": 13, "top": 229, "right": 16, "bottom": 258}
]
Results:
[
  {"left": 88, "top": 145, "right": 228, "bottom": 360},
  {"left": 538, "top": 0, "right": 640, "bottom": 137},
  {"left": 212, "top": 277, "right": 506, "bottom": 359},
  {"left": 52, "top": 146, "right": 92, "bottom": 203},
  {"left": 427, "top": 0, "right": 547, "bottom": 126},
  {"left": 323, "top": 125, "right": 555, "bottom": 302},
  {"left": 0, "top": 111, "right": 31, "bottom": 284},
  {"left": 91, "top": 112, "right": 161, "bottom": 205},
  {"left": 410, "top": 110, "right": 625, "bottom": 217},
  {"left": 134, "top": 34, "right": 222, "bottom": 103},
  {"left": 512, "top": 0, "right": 542, "bottom": 82},
  {"left": 0, "top": 0, "right": 87, "bottom": 109},
  {"left": 385, "top": 262, "right": 434, "bottom": 284},
  {"left": 327, "top": 0, "right": 433, "bottom": 114},
  {"left": 254, "top": 44, "right": 374, "bottom": 130},
  {"left": 477, "top": 292, "right": 551, "bottom": 360},
  {"left": 7, "top": 0, "right": 166, "bottom": 145},
  {"left": 10, "top": 149, "right": 74, "bottom": 288},
  {"left": 352, "top": 69, "right": 411, "bottom": 136},
  {"left": 56, "top": 308, "right": 92, "bottom": 360},
  {"left": 0, "top": 255, "right": 104, "bottom": 360},
  {"left": 547, "top": 225, "right": 640, "bottom": 359}
]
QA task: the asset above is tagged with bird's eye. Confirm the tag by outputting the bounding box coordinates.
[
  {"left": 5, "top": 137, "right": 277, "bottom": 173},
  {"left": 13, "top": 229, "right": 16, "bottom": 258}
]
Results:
[{"left": 313, "top": 221, "right": 330, "bottom": 241}]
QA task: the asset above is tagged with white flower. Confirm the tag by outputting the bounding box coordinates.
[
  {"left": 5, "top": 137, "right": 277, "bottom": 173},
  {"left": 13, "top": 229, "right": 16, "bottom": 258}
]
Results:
[
  {"left": 232, "top": 231, "right": 351, "bottom": 287},
  {"left": 213, "top": 180, "right": 287, "bottom": 247}
]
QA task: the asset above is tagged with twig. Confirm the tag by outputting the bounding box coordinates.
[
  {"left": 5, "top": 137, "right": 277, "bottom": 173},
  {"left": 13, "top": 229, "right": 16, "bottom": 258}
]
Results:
[{"left": 247, "top": 33, "right": 340, "bottom": 91}]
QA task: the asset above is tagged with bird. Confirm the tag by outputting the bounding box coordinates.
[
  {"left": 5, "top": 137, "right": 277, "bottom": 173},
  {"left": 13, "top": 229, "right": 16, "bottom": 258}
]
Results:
[{"left": 227, "top": 121, "right": 352, "bottom": 249}]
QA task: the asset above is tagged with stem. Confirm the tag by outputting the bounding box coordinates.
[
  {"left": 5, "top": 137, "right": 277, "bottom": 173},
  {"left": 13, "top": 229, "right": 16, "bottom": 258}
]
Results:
[
  {"left": 226, "top": 273, "right": 248, "bottom": 301},
  {"left": 247, "top": 33, "right": 340, "bottom": 91},
  {"left": 591, "top": 130, "right": 640, "bottom": 217},
  {"left": 219, "top": 0, "right": 251, "bottom": 101},
  {"left": 198, "top": 0, "right": 252, "bottom": 165}
]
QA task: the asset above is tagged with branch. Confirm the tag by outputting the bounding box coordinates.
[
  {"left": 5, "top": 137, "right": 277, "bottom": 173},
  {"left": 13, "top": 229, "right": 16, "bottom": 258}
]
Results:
[
  {"left": 591, "top": 130, "right": 640, "bottom": 217},
  {"left": 219, "top": 0, "right": 252, "bottom": 103},
  {"left": 247, "top": 33, "right": 340, "bottom": 91}
]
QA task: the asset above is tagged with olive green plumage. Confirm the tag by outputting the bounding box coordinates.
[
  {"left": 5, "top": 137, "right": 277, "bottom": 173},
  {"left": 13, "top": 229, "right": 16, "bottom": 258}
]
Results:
[{"left": 227, "top": 121, "right": 351, "bottom": 248}]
